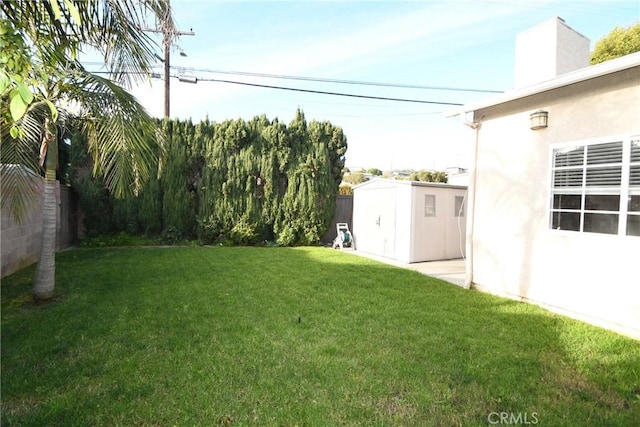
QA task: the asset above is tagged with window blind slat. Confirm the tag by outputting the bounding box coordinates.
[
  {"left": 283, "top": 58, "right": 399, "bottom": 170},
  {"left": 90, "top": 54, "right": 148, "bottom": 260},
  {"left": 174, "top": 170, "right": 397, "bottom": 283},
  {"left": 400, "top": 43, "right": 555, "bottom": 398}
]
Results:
[
  {"left": 586, "top": 167, "right": 622, "bottom": 186},
  {"left": 554, "top": 146, "right": 584, "bottom": 167},
  {"left": 587, "top": 142, "right": 623, "bottom": 165},
  {"left": 630, "top": 165, "right": 640, "bottom": 187},
  {"left": 554, "top": 169, "right": 583, "bottom": 187},
  {"left": 631, "top": 140, "right": 640, "bottom": 163}
]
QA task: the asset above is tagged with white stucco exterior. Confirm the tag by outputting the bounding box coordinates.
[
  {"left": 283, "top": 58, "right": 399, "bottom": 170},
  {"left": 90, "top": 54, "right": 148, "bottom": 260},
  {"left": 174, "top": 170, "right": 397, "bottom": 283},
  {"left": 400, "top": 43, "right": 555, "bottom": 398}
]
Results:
[
  {"left": 514, "top": 17, "right": 590, "bottom": 88},
  {"left": 459, "top": 53, "right": 640, "bottom": 338},
  {"left": 352, "top": 179, "right": 467, "bottom": 263}
]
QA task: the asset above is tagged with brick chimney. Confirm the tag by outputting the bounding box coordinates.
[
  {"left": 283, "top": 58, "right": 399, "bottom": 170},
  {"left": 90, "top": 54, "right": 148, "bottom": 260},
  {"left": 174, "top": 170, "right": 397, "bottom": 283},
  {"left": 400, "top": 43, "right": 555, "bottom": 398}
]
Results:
[{"left": 514, "top": 17, "right": 590, "bottom": 88}]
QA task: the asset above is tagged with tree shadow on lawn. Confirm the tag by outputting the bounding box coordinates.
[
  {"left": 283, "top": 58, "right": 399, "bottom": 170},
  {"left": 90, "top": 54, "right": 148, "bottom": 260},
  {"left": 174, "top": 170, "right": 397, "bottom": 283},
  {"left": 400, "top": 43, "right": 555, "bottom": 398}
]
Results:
[
  {"left": 302, "top": 246, "right": 640, "bottom": 425},
  {"left": 1, "top": 246, "right": 639, "bottom": 426}
]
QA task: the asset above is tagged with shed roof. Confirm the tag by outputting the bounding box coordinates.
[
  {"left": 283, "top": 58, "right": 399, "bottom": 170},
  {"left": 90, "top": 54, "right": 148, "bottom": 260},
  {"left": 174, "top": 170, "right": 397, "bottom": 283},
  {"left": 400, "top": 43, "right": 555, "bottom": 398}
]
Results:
[{"left": 353, "top": 178, "right": 467, "bottom": 190}]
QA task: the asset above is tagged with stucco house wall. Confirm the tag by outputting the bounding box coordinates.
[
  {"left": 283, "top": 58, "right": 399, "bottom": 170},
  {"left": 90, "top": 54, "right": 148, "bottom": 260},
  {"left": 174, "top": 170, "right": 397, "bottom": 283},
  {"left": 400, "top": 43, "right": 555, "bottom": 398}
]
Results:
[
  {"left": 467, "top": 61, "right": 640, "bottom": 338},
  {"left": 514, "top": 17, "right": 590, "bottom": 88}
]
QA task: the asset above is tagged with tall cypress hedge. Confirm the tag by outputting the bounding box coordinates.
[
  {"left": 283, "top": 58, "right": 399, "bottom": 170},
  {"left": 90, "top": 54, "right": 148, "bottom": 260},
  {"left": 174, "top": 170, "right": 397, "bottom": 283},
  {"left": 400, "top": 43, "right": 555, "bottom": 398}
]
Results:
[{"left": 72, "top": 109, "right": 347, "bottom": 246}]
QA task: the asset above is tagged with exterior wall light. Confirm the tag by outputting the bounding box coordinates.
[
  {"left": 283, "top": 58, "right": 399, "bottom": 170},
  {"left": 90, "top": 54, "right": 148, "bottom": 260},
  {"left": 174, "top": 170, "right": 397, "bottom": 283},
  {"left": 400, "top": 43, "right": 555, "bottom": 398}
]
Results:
[{"left": 530, "top": 110, "right": 548, "bottom": 130}]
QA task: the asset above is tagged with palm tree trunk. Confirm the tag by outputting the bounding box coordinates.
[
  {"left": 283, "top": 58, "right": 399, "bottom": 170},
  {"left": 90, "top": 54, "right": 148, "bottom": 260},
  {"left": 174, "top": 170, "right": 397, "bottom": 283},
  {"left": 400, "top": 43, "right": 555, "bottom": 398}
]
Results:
[
  {"left": 33, "top": 124, "right": 58, "bottom": 301},
  {"left": 34, "top": 174, "right": 56, "bottom": 300}
]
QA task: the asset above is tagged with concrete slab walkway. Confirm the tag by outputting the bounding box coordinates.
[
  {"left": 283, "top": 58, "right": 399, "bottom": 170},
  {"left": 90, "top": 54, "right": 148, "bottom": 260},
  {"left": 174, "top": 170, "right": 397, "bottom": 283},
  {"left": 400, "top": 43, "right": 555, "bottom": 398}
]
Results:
[{"left": 341, "top": 249, "right": 467, "bottom": 287}]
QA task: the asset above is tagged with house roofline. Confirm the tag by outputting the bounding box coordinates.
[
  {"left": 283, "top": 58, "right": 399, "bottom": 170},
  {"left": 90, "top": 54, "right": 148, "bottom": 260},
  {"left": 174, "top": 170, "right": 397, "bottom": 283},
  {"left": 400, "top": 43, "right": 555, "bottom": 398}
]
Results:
[{"left": 447, "top": 51, "right": 640, "bottom": 117}]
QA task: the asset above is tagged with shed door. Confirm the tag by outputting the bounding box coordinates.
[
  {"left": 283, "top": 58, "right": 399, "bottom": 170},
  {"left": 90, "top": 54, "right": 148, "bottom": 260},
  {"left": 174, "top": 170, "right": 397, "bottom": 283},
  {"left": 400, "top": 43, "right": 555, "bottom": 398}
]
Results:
[
  {"left": 378, "top": 189, "right": 396, "bottom": 258},
  {"left": 356, "top": 187, "right": 396, "bottom": 259}
]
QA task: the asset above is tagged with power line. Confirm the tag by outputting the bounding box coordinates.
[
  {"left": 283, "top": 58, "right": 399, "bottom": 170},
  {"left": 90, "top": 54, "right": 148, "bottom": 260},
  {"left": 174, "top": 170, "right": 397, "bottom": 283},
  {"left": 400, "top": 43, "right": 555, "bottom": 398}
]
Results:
[
  {"left": 187, "top": 76, "right": 465, "bottom": 106},
  {"left": 187, "top": 68, "right": 503, "bottom": 94},
  {"left": 82, "top": 61, "right": 503, "bottom": 94},
  {"left": 86, "top": 69, "right": 467, "bottom": 105}
]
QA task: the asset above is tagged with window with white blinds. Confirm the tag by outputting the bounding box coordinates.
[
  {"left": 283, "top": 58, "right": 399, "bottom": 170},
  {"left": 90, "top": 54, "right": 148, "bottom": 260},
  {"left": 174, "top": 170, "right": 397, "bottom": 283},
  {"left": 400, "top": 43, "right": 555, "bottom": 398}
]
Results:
[{"left": 550, "top": 136, "right": 640, "bottom": 236}]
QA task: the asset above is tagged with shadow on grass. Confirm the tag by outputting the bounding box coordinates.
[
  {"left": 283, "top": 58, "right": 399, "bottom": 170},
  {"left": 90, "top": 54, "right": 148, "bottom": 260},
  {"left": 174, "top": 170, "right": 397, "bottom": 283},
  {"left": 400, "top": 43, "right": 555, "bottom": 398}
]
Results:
[
  {"left": 312, "top": 247, "right": 640, "bottom": 422},
  {"left": 1, "top": 246, "right": 639, "bottom": 426}
]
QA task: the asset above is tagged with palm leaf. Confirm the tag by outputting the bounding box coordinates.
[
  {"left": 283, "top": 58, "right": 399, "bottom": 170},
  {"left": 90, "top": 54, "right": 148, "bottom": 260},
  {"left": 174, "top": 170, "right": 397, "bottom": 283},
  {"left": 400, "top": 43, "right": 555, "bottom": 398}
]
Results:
[
  {"left": 0, "top": 101, "right": 72, "bottom": 223},
  {"left": 63, "top": 71, "right": 164, "bottom": 198},
  {"left": 0, "top": 120, "right": 41, "bottom": 223},
  {"left": 79, "top": 0, "right": 160, "bottom": 87},
  {"left": 1, "top": 0, "right": 171, "bottom": 221},
  {"left": 0, "top": 0, "right": 176, "bottom": 88}
]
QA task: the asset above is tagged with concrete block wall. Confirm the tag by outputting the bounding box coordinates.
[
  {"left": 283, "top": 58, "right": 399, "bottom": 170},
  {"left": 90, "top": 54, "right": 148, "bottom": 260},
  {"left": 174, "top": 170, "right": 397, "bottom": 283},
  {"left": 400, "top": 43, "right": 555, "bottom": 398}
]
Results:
[{"left": 1, "top": 179, "right": 78, "bottom": 278}]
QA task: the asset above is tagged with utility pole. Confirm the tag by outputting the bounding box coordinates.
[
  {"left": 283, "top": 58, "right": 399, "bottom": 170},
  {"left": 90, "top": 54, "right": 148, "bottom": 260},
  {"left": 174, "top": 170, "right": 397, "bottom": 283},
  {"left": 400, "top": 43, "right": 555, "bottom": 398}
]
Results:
[
  {"left": 142, "top": 16, "right": 194, "bottom": 119},
  {"left": 162, "top": 28, "right": 194, "bottom": 119}
]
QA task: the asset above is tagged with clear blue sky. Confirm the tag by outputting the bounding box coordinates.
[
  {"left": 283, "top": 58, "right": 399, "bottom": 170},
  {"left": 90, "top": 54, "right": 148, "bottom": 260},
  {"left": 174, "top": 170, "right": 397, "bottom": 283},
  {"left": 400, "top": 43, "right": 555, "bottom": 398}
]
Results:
[{"left": 94, "top": 0, "right": 640, "bottom": 171}]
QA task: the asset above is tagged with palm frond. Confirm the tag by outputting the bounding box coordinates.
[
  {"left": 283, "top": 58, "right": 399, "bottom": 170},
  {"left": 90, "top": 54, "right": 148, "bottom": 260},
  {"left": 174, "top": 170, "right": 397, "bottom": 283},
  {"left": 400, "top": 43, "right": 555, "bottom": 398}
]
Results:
[
  {"left": 1, "top": 99, "right": 79, "bottom": 222},
  {"left": 0, "top": 0, "right": 176, "bottom": 88},
  {"left": 0, "top": 125, "right": 41, "bottom": 224},
  {"left": 0, "top": 1, "right": 72, "bottom": 51},
  {"left": 1, "top": 104, "right": 44, "bottom": 223},
  {"left": 81, "top": 0, "right": 158, "bottom": 87},
  {"left": 64, "top": 71, "right": 163, "bottom": 198},
  {"left": 1, "top": 0, "right": 170, "bottom": 219},
  {"left": 0, "top": 163, "right": 41, "bottom": 224}
]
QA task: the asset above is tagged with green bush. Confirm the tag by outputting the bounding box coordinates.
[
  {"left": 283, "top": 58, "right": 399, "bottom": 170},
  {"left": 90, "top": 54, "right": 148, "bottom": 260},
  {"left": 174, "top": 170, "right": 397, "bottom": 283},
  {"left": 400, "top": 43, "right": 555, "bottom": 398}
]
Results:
[
  {"left": 79, "top": 232, "right": 160, "bottom": 247},
  {"left": 229, "top": 216, "right": 259, "bottom": 245},
  {"left": 196, "top": 215, "right": 221, "bottom": 244},
  {"left": 276, "top": 226, "right": 296, "bottom": 246},
  {"left": 72, "top": 111, "right": 347, "bottom": 246}
]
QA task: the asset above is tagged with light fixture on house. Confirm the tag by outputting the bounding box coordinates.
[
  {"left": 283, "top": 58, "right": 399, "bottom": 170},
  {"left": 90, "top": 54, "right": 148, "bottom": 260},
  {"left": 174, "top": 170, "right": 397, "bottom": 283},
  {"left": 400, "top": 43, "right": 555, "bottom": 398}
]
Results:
[{"left": 530, "top": 110, "right": 549, "bottom": 130}]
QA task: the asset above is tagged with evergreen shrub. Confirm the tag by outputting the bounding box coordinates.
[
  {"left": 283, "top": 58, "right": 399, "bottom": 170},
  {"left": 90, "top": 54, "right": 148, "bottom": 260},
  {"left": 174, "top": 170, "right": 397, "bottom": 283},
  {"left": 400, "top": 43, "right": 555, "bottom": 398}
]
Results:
[{"left": 71, "top": 110, "right": 347, "bottom": 246}]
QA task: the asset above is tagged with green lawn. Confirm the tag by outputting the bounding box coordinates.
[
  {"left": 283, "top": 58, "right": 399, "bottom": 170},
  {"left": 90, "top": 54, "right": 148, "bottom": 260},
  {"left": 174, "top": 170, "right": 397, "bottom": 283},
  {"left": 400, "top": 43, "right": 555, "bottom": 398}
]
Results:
[{"left": 2, "top": 247, "right": 639, "bottom": 426}]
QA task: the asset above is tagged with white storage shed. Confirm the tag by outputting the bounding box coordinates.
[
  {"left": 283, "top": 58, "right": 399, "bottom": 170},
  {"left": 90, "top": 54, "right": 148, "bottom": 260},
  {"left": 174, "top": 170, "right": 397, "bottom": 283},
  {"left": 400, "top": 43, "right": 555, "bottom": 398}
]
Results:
[{"left": 352, "top": 179, "right": 467, "bottom": 263}]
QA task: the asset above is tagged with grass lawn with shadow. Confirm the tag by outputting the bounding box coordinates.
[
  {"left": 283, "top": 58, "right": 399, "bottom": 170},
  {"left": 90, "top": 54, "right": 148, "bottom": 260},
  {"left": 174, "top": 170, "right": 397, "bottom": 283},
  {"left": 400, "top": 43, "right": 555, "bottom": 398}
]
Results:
[{"left": 2, "top": 246, "right": 639, "bottom": 425}]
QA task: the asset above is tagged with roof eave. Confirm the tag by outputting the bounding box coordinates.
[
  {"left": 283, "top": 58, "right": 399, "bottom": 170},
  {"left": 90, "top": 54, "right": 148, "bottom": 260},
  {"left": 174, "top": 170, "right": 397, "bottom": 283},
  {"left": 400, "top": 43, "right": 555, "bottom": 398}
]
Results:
[{"left": 447, "top": 51, "right": 640, "bottom": 117}]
